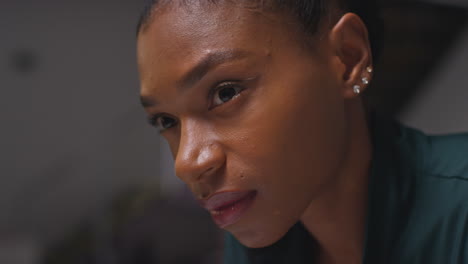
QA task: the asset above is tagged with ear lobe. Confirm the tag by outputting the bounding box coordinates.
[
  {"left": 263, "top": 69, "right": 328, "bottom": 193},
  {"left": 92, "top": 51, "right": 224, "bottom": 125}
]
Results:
[{"left": 329, "top": 13, "right": 373, "bottom": 98}]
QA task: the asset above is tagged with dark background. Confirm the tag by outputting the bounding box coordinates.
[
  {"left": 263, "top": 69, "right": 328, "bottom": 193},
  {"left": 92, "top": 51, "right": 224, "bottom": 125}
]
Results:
[{"left": 0, "top": 0, "right": 467, "bottom": 263}]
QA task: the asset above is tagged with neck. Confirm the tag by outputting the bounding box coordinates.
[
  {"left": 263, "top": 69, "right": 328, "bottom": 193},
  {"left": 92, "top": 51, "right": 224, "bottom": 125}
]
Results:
[{"left": 300, "top": 99, "right": 372, "bottom": 264}]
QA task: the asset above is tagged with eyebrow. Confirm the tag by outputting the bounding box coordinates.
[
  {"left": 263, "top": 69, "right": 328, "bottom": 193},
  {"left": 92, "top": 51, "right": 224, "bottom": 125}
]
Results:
[
  {"left": 178, "top": 49, "right": 252, "bottom": 90},
  {"left": 140, "top": 49, "right": 252, "bottom": 108}
]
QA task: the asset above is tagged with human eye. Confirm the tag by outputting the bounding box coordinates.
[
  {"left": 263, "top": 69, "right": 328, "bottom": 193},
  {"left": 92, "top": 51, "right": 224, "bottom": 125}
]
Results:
[
  {"left": 211, "top": 82, "right": 245, "bottom": 109},
  {"left": 148, "top": 114, "right": 177, "bottom": 133}
]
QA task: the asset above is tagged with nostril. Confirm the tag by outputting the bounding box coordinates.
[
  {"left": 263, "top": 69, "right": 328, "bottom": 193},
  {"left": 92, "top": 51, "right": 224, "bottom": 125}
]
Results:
[
  {"left": 192, "top": 185, "right": 210, "bottom": 199},
  {"left": 200, "top": 192, "right": 210, "bottom": 200}
]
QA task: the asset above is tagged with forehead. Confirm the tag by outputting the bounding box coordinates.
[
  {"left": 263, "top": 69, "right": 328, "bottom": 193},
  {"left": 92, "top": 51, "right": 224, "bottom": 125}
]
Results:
[
  {"left": 139, "top": 1, "right": 295, "bottom": 43},
  {"left": 136, "top": 1, "right": 320, "bottom": 106},
  {"left": 137, "top": 3, "right": 305, "bottom": 71}
]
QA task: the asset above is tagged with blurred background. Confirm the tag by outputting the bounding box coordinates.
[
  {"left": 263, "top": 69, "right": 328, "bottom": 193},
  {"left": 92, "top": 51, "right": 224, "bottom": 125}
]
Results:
[{"left": 0, "top": 0, "right": 467, "bottom": 263}]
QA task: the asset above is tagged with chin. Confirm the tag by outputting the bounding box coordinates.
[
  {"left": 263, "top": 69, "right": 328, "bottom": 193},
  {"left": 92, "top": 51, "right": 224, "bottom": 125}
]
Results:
[{"left": 229, "top": 221, "right": 293, "bottom": 248}]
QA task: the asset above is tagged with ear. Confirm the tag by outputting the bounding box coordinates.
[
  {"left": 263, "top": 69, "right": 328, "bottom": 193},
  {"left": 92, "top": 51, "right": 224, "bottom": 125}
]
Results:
[{"left": 329, "top": 13, "right": 373, "bottom": 98}]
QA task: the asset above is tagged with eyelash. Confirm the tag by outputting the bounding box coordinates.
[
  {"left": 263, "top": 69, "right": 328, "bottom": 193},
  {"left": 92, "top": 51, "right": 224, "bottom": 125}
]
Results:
[
  {"left": 148, "top": 81, "right": 246, "bottom": 133},
  {"left": 148, "top": 114, "right": 176, "bottom": 133},
  {"left": 208, "top": 81, "right": 245, "bottom": 110}
]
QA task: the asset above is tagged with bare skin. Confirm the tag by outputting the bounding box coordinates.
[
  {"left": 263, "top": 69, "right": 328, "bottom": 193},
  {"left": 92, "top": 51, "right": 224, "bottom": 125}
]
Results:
[{"left": 137, "top": 2, "right": 373, "bottom": 264}]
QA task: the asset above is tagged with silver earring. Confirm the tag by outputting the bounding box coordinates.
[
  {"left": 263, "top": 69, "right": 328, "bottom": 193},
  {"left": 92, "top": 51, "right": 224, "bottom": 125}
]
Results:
[
  {"left": 362, "top": 77, "right": 369, "bottom": 85},
  {"left": 353, "top": 85, "right": 361, "bottom": 94},
  {"left": 366, "top": 66, "right": 373, "bottom": 73}
]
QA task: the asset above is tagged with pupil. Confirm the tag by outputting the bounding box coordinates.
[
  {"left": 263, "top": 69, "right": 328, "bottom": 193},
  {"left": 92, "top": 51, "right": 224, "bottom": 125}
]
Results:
[
  {"left": 219, "top": 87, "right": 236, "bottom": 102},
  {"left": 161, "top": 117, "right": 174, "bottom": 128}
]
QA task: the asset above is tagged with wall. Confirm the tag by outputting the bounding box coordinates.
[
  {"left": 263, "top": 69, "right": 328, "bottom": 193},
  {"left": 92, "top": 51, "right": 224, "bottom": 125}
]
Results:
[
  {"left": 399, "top": 23, "right": 468, "bottom": 133},
  {"left": 0, "top": 0, "right": 158, "bottom": 249}
]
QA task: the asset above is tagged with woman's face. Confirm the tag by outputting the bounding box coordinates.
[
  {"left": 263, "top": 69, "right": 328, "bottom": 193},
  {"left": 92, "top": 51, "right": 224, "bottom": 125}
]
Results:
[{"left": 138, "top": 2, "right": 351, "bottom": 248}]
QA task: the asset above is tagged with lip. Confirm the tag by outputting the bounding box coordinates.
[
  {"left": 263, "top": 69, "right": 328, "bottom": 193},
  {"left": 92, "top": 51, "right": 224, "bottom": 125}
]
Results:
[{"left": 199, "top": 190, "right": 257, "bottom": 228}]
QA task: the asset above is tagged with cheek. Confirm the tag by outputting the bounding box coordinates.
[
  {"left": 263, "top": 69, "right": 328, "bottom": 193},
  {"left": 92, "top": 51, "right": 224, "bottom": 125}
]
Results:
[
  {"left": 233, "top": 70, "right": 346, "bottom": 180},
  {"left": 222, "top": 71, "right": 348, "bottom": 247}
]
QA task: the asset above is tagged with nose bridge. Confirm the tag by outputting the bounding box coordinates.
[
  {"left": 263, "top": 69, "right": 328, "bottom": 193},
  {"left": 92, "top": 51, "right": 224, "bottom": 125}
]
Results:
[{"left": 174, "top": 118, "right": 224, "bottom": 182}]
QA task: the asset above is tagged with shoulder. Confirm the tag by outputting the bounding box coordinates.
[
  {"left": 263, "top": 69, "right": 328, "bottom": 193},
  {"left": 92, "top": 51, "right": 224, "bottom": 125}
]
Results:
[
  {"left": 423, "top": 132, "right": 468, "bottom": 180},
  {"left": 390, "top": 122, "right": 468, "bottom": 262},
  {"left": 397, "top": 122, "right": 468, "bottom": 200}
]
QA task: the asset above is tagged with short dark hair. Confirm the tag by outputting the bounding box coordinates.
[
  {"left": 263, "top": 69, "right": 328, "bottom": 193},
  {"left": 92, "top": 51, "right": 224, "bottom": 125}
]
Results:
[{"left": 136, "top": 0, "right": 384, "bottom": 61}]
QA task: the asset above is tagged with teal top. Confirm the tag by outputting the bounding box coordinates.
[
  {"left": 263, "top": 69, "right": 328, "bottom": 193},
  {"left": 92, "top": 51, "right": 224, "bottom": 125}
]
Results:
[{"left": 224, "top": 113, "right": 468, "bottom": 264}]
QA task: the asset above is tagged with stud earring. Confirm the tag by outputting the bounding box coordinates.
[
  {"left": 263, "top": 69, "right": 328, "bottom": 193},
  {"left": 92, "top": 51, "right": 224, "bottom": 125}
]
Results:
[
  {"left": 353, "top": 85, "right": 361, "bottom": 94},
  {"left": 362, "top": 77, "right": 369, "bottom": 85},
  {"left": 353, "top": 67, "right": 372, "bottom": 95}
]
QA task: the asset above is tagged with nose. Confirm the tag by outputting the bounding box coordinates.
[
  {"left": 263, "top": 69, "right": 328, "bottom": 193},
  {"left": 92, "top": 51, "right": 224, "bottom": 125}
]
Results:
[{"left": 174, "top": 120, "right": 225, "bottom": 185}]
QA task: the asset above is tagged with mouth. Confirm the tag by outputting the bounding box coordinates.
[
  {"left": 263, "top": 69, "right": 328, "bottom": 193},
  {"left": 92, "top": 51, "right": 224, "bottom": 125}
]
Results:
[{"left": 200, "top": 190, "right": 257, "bottom": 228}]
